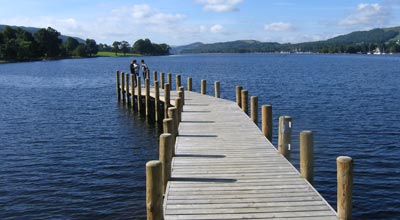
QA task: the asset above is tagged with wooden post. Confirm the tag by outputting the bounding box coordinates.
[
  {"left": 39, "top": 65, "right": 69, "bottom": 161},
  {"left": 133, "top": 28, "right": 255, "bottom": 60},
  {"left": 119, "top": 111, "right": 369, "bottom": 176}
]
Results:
[
  {"left": 154, "top": 81, "right": 160, "bottom": 121},
  {"left": 251, "top": 96, "right": 258, "bottom": 124},
  {"left": 167, "top": 73, "right": 172, "bottom": 89},
  {"left": 262, "top": 105, "right": 272, "bottom": 142},
  {"left": 175, "top": 97, "right": 182, "bottom": 123},
  {"left": 179, "top": 87, "right": 185, "bottom": 105},
  {"left": 201, "top": 79, "right": 206, "bottom": 95},
  {"left": 168, "top": 107, "right": 179, "bottom": 137},
  {"left": 236, "top": 86, "right": 242, "bottom": 108},
  {"left": 159, "top": 133, "right": 172, "bottom": 193},
  {"left": 163, "top": 118, "right": 175, "bottom": 152},
  {"left": 126, "top": 73, "right": 130, "bottom": 106},
  {"left": 164, "top": 83, "right": 170, "bottom": 119},
  {"left": 160, "top": 72, "right": 165, "bottom": 89},
  {"left": 121, "top": 72, "right": 126, "bottom": 103},
  {"left": 241, "top": 90, "right": 248, "bottom": 114},
  {"left": 337, "top": 156, "right": 353, "bottom": 220},
  {"left": 153, "top": 71, "right": 158, "bottom": 85},
  {"left": 145, "top": 78, "right": 150, "bottom": 116},
  {"left": 131, "top": 74, "right": 136, "bottom": 110},
  {"left": 300, "top": 131, "right": 314, "bottom": 185},
  {"left": 137, "top": 76, "right": 142, "bottom": 113},
  {"left": 146, "top": 160, "right": 163, "bottom": 220},
  {"left": 215, "top": 81, "right": 220, "bottom": 98},
  {"left": 187, "top": 77, "right": 192, "bottom": 91},
  {"left": 278, "top": 116, "right": 292, "bottom": 160},
  {"left": 116, "top": 71, "right": 121, "bottom": 101},
  {"left": 176, "top": 74, "right": 181, "bottom": 91}
]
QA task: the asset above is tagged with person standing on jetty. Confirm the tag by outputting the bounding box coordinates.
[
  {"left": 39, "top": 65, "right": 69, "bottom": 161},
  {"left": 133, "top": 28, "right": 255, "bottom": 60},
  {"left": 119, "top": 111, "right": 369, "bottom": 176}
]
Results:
[
  {"left": 141, "top": 59, "right": 149, "bottom": 81},
  {"left": 130, "top": 59, "right": 139, "bottom": 87}
]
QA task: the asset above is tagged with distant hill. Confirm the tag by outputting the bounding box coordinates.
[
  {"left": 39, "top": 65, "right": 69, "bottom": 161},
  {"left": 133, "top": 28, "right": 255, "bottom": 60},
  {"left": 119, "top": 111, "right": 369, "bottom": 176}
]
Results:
[
  {"left": 172, "top": 26, "right": 400, "bottom": 54},
  {"left": 170, "top": 42, "right": 204, "bottom": 54},
  {"left": 0, "top": 24, "right": 85, "bottom": 43}
]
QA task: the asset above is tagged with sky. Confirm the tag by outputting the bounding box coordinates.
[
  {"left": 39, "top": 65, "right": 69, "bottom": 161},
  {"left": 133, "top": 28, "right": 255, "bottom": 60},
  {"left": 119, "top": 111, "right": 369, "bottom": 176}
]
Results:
[{"left": 0, "top": 0, "right": 400, "bottom": 46}]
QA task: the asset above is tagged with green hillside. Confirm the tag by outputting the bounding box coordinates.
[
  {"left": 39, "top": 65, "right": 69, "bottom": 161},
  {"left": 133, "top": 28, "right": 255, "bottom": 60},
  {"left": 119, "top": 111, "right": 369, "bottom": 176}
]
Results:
[
  {"left": 176, "top": 26, "right": 400, "bottom": 54},
  {"left": 0, "top": 25, "right": 85, "bottom": 43}
]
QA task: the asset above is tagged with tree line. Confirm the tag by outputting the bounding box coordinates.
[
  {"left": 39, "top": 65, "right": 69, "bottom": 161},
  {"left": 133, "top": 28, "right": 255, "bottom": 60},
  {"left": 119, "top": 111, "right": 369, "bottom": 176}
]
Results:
[
  {"left": 98, "top": 38, "right": 170, "bottom": 56},
  {"left": 180, "top": 27, "right": 400, "bottom": 54},
  {"left": 0, "top": 26, "right": 98, "bottom": 61},
  {"left": 0, "top": 26, "right": 171, "bottom": 62}
]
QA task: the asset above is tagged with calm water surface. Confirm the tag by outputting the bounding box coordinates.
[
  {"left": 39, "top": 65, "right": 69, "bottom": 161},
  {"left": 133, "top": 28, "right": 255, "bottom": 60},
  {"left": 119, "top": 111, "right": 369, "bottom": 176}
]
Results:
[{"left": 1, "top": 54, "right": 399, "bottom": 219}]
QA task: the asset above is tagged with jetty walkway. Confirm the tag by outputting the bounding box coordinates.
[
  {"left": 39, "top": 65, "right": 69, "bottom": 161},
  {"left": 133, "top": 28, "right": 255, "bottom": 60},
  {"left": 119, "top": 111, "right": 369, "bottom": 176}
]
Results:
[
  {"left": 116, "top": 71, "right": 353, "bottom": 220},
  {"left": 164, "top": 91, "right": 337, "bottom": 220}
]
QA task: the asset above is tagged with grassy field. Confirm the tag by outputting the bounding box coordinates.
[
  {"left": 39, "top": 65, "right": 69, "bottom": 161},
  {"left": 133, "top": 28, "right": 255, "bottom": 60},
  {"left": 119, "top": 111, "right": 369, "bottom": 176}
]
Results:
[{"left": 97, "top": 51, "right": 141, "bottom": 57}]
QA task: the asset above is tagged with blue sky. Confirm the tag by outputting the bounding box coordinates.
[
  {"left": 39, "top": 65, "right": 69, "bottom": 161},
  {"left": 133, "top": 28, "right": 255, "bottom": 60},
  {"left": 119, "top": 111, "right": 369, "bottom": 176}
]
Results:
[{"left": 1, "top": 0, "right": 399, "bottom": 46}]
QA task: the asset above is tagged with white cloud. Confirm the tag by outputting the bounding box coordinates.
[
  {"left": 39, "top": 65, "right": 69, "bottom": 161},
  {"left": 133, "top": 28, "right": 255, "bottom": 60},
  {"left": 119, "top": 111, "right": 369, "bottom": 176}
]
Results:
[
  {"left": 264, "top": 22, "right": 295, "bottom": 32},
  {"left": 210, "top": 24, "right": 224, "bottom": 33},
  {"left": 339, "top": 3, "right": 390, "bottom": 27},
  {"left": 199, "top": 25, "right": 207, "bottom": 33},
  {"left": 195, "top": 0, "right": 243, "bottom": 12}
]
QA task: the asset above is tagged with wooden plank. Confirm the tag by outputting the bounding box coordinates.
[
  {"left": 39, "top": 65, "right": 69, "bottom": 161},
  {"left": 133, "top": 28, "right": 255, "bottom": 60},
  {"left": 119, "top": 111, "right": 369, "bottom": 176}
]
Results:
[{"left": 140, "top": 89, "right": 337, "bottom": 219}]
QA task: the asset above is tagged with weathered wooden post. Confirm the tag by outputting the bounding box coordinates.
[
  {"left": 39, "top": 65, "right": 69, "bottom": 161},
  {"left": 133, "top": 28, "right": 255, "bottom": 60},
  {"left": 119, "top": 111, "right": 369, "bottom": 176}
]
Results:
[
  {"left": 168, "top": 107, "right": 179, "bottom": 137},
  {"left": 262, "top": 105, "right": 272, "bottom": 142},
  {"left": 215, "top": 81, "right": 220, "bottom": 98},
  {"left": 300, "top": 131, "right": 314, "bottom": 185},
  {"left": 154, "top": 81, "right": 160, "bottom": 121},
  {"left": 337, "top": 156, "right": 353, "bottom": 220},
  {"left": 163, "top": 118, "right": 175, "bottom": 148},
  {"left": 164, "top": 83, "right": 170, "bottom": 119},
  {"left": 126, "top": 73, "right": 131, "bottom": 106},
  {"left": 251, "top": 96, "right": 258, "bottom": 124},
  {"left": 116, "top": 71, "right": 121, "bottom": 101},
  {"left": 131, "top": 74, "right": 136, "bottom": 110},
  {"left": 121, "top": 72, "right": 126, "bottom": 103},
  {"left": 146, "top": 160, "right": 163, "bottom": 220},
  {"left": 175, "top": 97, "right": 182, "bottom": 123},
  {"left": 179, "top": 87, "right": 185, "bottom": 105},
  {"left": 278, "top": 116, "right": 292, "bottom": 160},
  {"left": 187, "top": 77, "right": 192, "bottom": 91},
  {"left": 176, "top": 74, "right": 181, "bottom": 91},
  {"left": 160, "top": 72, "right": 165, "bottom": 89},
  {"left": 137, "top": 76, "right": 142, "bottom": 113},
  {"left": 153, "top": 71, "right": 158, "bottom": 86},
  {"left": 159, "top": 133, "right": 172, "bottom": 192},
  {"left": 236, "top": 86, "right": 242, "bottom": 108},
  {"left": 201, "top": 79, "right": 206, "bottom": 95},
  {"left": 241, "top": 90, "right": 248, "bottom": 114},
  {"left": 145, "top": 78, "right": 150, "bottom": 116},
  {"left": 167, "top": 73, "right": 172, "bottom": 89}
]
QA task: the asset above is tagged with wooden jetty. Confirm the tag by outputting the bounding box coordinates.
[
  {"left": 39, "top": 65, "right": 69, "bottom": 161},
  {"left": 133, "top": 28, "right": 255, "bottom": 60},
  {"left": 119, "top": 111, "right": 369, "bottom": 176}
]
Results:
[{"left": 116, "top": 71, "right": 353, "bottom": 220}]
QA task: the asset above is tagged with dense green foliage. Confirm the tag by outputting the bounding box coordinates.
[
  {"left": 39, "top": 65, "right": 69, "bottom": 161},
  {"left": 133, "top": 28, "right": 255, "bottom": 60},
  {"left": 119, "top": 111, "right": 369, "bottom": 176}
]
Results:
[
  {"left": 177, "top": 27, "right": 400, "bottom": 54},
  {"left": 102, "top": 38, "right": 170, "bottom": 56},
  {"left": 0, "top": 26, "right": 98, "bottom": 61}
]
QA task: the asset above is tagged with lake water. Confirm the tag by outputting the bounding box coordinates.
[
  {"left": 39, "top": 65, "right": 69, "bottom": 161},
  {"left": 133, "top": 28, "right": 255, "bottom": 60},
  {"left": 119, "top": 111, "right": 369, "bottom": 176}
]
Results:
[{"left": 1, "top": 54, "right": 399, "bottom": 219}]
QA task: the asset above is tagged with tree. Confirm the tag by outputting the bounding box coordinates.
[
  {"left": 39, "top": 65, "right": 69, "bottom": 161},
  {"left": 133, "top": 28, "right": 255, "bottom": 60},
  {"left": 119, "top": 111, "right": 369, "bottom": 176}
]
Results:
[
  {"left": 74, "top": 44, "right": 87, "bottom": 57},
  {"left": 2, "top": 26, "right": 17, "bottom": 40},
  {"left": 120, "top": 40, "right": 130, "bottom": 55},
  {"left": 34, "top": 27, "right": 62, "bottom": 57},
  {"left": 112, "top": 41, "right": 120, "bottom": 55},
  {"left": 85, "top": 39, "right": 98, "bottom": 56},
  {"left": 64, "top": 37, "right": 79, "bottom": 56},
  {"left": 132, "top": 38, "right": 170, "bottom": 55},
  {"left": 98, "top": 43, "right": 112, "bottom": 52}
]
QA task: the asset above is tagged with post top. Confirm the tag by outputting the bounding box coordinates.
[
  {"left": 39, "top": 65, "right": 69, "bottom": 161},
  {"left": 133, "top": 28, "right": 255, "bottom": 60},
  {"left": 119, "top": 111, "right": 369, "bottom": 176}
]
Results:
[
  {"left": 160, "top": 133, "right": 172, "bottom": 138},
  {"left": 337, "top": 156, "right": 353, "bottom": 163},
  {"left": 146, "top": 160, "right": 161, "bottom": 168},
  {"left": 168, "top": 107, "right": 177, "bottom": 112}
]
